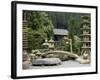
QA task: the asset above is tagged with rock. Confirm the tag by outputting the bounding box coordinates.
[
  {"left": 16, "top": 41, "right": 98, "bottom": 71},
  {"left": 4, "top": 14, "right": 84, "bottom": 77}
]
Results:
[
  {"left": 83, "top": 53, "right": 89, "bottom": 59},
  {"left": 62, "top": 55, "right": 69, "bottom": 61},
  {"left": 32, "top": 58, "right": 61, "bottom": 66},
  {"left": 23, "top": 61, "right": 31, "bottom": 69},
  {"left": 45, "top": 54, "right": 69, "bottom": 61},
  {"left": 46, "top": 54, "right": 58, "bottom": 58},
  {"left": 76, "top": 57, "right": 90, "bottom": 64},
  {"left": 29, "top": 54, "right": 36, "bottom": 59},
  {"left": 23, "top": 54, "right": 28, "bottom": 62}
]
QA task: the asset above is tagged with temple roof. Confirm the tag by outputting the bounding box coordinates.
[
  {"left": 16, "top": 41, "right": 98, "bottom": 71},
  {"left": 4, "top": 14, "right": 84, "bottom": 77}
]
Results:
[{"left": 53, "top": 29, "right": 68, "bottom": 35}]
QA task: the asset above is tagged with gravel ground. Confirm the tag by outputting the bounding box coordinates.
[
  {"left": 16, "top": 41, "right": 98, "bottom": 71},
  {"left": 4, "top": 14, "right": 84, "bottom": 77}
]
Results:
[{"left": 29, "top": 60, "right": 90, "bottom": 69}]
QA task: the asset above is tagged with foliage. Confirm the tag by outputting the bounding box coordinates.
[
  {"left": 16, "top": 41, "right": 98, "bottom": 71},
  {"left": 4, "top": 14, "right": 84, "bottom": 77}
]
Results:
[
  {"left": 25, "top": 11, "right": 54, "bottom": 52},
  {"left": 23, "top": 27, "right": 47, "bottom": 52},
  {"left": 27, "top": 12, "right": 54, "bottom": 38},
  {"left": 73, "top": 36, "right": 81, "bottom": 55},
  {"left": 65, "top": 13, "right": 82, "bottom": 54},
  {"left": 60, "top": 37, "right": 70, "bottom": 51}
]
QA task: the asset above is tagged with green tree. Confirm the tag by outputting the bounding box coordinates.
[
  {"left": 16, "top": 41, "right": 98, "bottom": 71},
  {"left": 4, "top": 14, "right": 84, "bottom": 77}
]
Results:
[
  {"left": 25, "top": 11, "right": 54, "bottom": 52},
  {"left": 60, "top": 37, "right": 70, "bottom": 51},
  {"left": 65, "top": 13, "right": 81, "bottom": 53},
  {"left": 27, "top": 11, "right": 54, "bottom": 38},
  {"left": 73, "top": 36, "right": 81, "bottom": 55}
]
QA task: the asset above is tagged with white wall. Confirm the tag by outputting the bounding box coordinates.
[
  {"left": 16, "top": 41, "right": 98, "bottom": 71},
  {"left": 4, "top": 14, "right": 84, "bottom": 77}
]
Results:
[{"left": 0, "top": 0, "right": 99, "bottom": 80}]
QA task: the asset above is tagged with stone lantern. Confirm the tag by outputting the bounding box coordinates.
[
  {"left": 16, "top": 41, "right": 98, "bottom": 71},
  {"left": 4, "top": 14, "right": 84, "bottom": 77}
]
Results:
[
  {"left": 42, "top": 38, "right": 49, "bottom": 49},
  {"left": 48, "top": 37, "right": 55, "bottom": 50}
]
